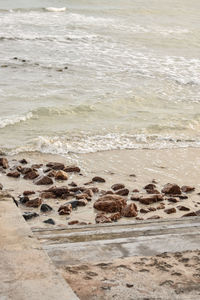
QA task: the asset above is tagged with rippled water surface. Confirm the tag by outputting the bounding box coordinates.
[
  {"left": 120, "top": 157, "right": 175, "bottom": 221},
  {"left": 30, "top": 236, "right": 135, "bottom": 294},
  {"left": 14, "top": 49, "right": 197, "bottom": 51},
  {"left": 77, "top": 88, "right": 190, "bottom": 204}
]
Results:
[{"left": 0, "top": 0, "right": 200, "bottom": 154}]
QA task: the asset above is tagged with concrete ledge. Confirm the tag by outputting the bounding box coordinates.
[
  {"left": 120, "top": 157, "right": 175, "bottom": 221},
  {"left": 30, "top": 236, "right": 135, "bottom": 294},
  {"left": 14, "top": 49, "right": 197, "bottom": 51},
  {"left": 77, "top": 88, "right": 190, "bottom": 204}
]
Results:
[{"left": 0, "top": 194, "right": 79, "bottom": 300}]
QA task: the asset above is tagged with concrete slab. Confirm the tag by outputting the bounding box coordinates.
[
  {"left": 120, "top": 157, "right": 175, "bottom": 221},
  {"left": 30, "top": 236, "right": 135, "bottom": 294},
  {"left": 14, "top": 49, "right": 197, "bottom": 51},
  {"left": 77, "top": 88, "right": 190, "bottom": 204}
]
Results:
[{"left": 0, "top": 193, "right": 79, "bottom": 300}]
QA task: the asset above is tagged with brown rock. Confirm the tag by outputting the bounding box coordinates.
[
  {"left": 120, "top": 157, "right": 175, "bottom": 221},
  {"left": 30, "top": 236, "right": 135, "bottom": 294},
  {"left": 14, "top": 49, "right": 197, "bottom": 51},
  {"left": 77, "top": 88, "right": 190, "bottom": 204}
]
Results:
[
  {"left": 19, "top": 159, "right": 28, "bottom": 164},
  {"left": 91, "top": 187, "right": 99, "bottom": 193},
  {"left": 139, "top": 194, "right": 163, "bottom": 205},
  {"left": 182, "top": 212, "right": 197, "bottom": 217},
  {"left": 58, "top": 203, "right": 72, "bottom": 215},
  {"left": 130, "top": 195, "right": 141, "bottom": 201},
  {"left": 0, "top": 157, "right": 9, "bottom": 169},
  {"left": 47, "top": 170, "right": 57, "bottom": 177},
  {"left": 105, "top": 190, "right": 114, "bottom": 195},
  {"left": 77, "top": 199, "right": 88, "bottom": 206},
  {"left": 147, "top": 215, "right": 161, "bottom": 220},
  {"left": 181, "top": 186, "right": 195, "bottom": 193},
  {"left": 69, "top": 181, "right": 77, "bottom": 187},
  {"left": 21, "top": 167, "right": 33, "bottom": 174},
  {"left": 148, "top": 207, "right": 156, "bottom": 211},
  {"left": 64, "top": 166, "right": 80, "bottom": 173},
  {"left": 44, "top": 186, "right": 69, "bottom": 197},
  {"left": 111, "top": 183, "right": 125, "bottom": 191},
  {"left": 40, "top": 192, "right": 56, "bottom": 199},
  {"left": 24, "top": 170, "right": 39, "bottom": 180},
  {"left": 144, "top": 184, "right": 156, "bottom": 190},
  {"left": 92, "top": 176, "right": 106, "bottom": 183},
  {"left": 69, "top": 186, "right": 85, "bottom": 193},
  {"left": 84, "top": 189, "right": 94, "bottom": 198},
  {"left": 110, "top": 212, "right": 121, "bottom": 221},
  {"left": 140, "top": 208, "right": 149, "bottom": 213},
  {"left": 68, "top": 220, "right": 79, "bottom": 225},
  {"left": 116, "top": 188, "right": 129, "bottom": 196},
  {"left": 146, "top": 189, "right": 160, "bottom": 194},
  {"left": 25, "top": 198, "right": 42, "bottom": 208},
  {"left": 121, "top": 203, "right": 138, "bottom": 217},
  {"left": 95, "top": 213, "right": 112, "bottom": 224},
  {"left": 136, "top": 217, "right": 144, "bottom": 220},
  {"left": 177, "top": 205, "right": 190, "bottom": 211},
  {"left": 164, "top": 207, "right": 176, "bottom": 214},
  {"left": 23, "top": 191, "right": 35, "bottom": 196},
  {"left": 31, "top": 164, "right": 43, "bottom": 169},
  {"left": 76, "top": 193, "right": 89, "bottom": 200},
  {"left": 55, "top": 170, "right": 68, "bottom": 180},
  {"left": 161, "top": 183, "right": 181, "bottom": 195},
  {"left": 94, "top": 194, "right": 126, "bottom": 213},
  {"left": 168, "top": 197, "right": 179, "bottom": 203},
  {"left": 46, "top": 162, "right": 65, "bottom": 170},
  {"left": 157, "top": 203, "right": 165, "bottom": 210},
  {"left": 35, "top": 176, "right": 53, "bottom": 185},
  {"left": 7, "top": 171, "right": 20, "bottom": 178},
  {"left": 0, "top": 183, "right": 3, "bottom": 190},
  {"left": 132, "top": 189, "right": 139, "bottom": 193}
]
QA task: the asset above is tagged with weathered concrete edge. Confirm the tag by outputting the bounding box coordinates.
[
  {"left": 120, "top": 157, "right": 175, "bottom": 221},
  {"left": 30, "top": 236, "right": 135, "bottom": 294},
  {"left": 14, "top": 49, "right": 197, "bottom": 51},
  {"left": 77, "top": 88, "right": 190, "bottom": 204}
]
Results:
[{"left": 0, "top": 195, "right": 79, "bottom": 300}]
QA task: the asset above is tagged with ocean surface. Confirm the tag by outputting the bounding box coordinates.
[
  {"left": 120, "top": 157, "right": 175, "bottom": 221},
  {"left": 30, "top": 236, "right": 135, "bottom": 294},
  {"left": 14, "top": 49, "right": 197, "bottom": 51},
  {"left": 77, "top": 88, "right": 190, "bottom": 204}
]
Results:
[{"left": 0, "top": 0, "right": 200, "bottom": 155}]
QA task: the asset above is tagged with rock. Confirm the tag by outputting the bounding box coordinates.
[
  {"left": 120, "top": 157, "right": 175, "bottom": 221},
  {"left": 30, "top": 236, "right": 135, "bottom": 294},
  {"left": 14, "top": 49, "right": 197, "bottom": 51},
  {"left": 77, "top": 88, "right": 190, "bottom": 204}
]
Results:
[
  {"left": 168, "top": 197, "right": 179, "bottom": 203},
  {"left": 144, "top": 184, "right": 156, "bottom": 190},
  {"left": 105, "top": 190, "right": 114, "bottom": 195},
  {"left": 129, "top": 174, "right": 136, "bottom": 177},
  {"left": 181, "top": 186, "right": 195, "bottom": 193},
  {"left": 140, "top": 208, "right": 149, "bottom": 213},
  {"left": 177, "top": 195, "right": 188, "bottom": 199},
  {"left": 23, "top": 212, "right": 39, "bottom": 220},
  {"left": 111, "top": 183, "right": 125, "bottom": 191},
  {"left": 146, "top": 189, "right": 160, "bottom": 194},
  {"left": 147, "top": 215, "right": 161, "bottom": 220},
  {"left": 43, "top": 218, "right": 55, "bottom": 225},
  {"left": 91, "top": 187, "right": 99, "bottom": 193},
  {"left": 68, "top": 220, "right": 79, "bottom": 225},
  {"left": 139, "top": 194, "right": 163, "bottom": 205},
  {"left": 94, "top": 194, "right": 126, "bottom": 213},
  {"left": 34, "top": 176, "right": 53, "bottom": 185},
  {"left": 40, "top": 203, "right": 53, "bottom": 212},
  {"left": 164, "top": 207, "right": 176, "bottom": 214},
  {"left": 157, "top": 203, "right": 165, "bottom": 210},
  {"left": 45, "top": 186, "right": 69, "bottom": 197},
  {"left": 92, "top": 176, "right": 106, "bottom": 183},
  {"left": 67, "top": 200, "right": 79, "bottom": 209},
  {"left": 121, "top": 203, "right": 138, "bottom": 217},
  {"left": 19, "top": 196, "right": 30, "bottom": 204},
  {"left": 0, "top": 157, "right": 9, "bottom": 169},
  {"left": 177, "top": 205, "right": 190, "bottom": 211},
  {"left": 64, "top": 166, "right": 80, "bottom": 173},
  {"left": 25, "top": 198, "right": 42, "bottom": 208},
  {"left": 76, "top": 193, "right": 89, "bottom": 200},
  {"left": 0, "top": 183, "right": 3, "bottom": 190},
  {"left": 7, "top": 171, "right": 20, "bottom": 178},
  {"left": 95, "top": 213, "right": 112, "bottom": 224},
  {"left": 40, "top": 192, "right": 56, "bottom": 199},
  {"left": 69, "top": 187, "right": 85, "bottom": 193},
  {"left": 130, "top": 195, "right": 141, "bottom": 201},
  {"left": 77, "top": 199, "right": 88, "bottom": 206},
  {"left": 161, "top": 183, "right": 181, "bottom": 195},
  {"left": 136, "top": 217, "right": 144, "bottom": 220},
  {"left": 47, "top": 170, "right": 57, "bottom": 177},
  {"left": 84, "top": 189, "right": 94, "bottom": 198},
  {"left": 55, "top": 170, "right": 68, "bottom": 180},
  {"left": 24, "top": 170, "right": 39, "bottom": 180},
  {"left": 110, "top": 212, "right": 121, "bottom": 221},
  {"left": 46, "top": 162, "right": 65, "bottom": 170},
  {"left": 31, "top": 164, "right": 43, "bottom": 169},
  {"left": 69, "top": 181, "right": 77, "bottom": 187},
  {"left": 182, "top": 212, "right": 197, "bottom": 217},
  {"left": 84, "top": 181, "right": 93, "bottom": 186},
  {"left": 21, "top": 167, "right": 33, "bottom": 174},
  {"left": 116, "top": 188, "right": 129, "bottom": 196},
  {"left": 148, "top": 207, "right": 156, "bottom": 211},
  {"left": 19, "top": 159, "right": 28, "bottom": 164},
  {"left": 132, "top": 189, "right": 139, "bottom": 193},
  {"left": 23, "top": 190, "right": 35, "bottom": 196},
  {"left": 58, "top": 203, "right": 72, "bottom": 215}
]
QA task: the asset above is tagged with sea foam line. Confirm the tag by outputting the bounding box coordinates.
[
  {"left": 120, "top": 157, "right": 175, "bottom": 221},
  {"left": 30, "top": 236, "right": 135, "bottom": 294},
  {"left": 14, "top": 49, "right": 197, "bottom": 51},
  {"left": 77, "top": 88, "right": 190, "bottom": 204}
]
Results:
[{"left": 0, "top": 112, "right": 33, "bottom": 129}]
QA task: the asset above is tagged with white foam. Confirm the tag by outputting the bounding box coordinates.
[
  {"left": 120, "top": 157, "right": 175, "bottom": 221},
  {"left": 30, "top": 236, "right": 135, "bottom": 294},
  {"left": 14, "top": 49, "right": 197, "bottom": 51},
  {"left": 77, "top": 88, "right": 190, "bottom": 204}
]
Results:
[
  {"left": 0, "top": 112, "right": 33, "bottom": 129},
  {"left": 45, "top": 7, "right": 66, "bottom": 12}
]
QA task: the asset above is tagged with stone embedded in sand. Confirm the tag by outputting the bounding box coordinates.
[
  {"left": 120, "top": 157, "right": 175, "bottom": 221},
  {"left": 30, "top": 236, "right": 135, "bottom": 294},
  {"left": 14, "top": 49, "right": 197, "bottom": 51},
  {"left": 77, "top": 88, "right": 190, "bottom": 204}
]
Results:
[
  {"left": 147, "top": 215, "right": 161, "bottom": 220},
  {"left": 21, "top": 167, "right": 33, "bottom": 174},
  {"left": 140, "top": 208, "right": 149, "bottom": 214},
  {"left": 55, "top": 170, "right": 68, "bottom": 180},
  {"left": 31, "top": 164, "right": 43, "bottom": 169},
  {"left": 77, "top": 199, "right": 88, "bottom": 206},
  {"left": 91, "top": 187, "right": 99, "bottom": 193},
  {"left": 47, "top": 170, "right": 57, "bottom": 177},
  {"left": 46, "top": 186, "right": 69, "bottom": 197},
  {"left": 68, "top": 220, "right": 79, "bottom": 225},
  {"left": 67, "top": 200, "right": 79, "bottom": 209},
  {"left": 92, "top": 176, "right": 106, "bottom": 183},
  {"left": 95, "top": 213, "right": 112, "bottom": 224},
  {"left": 40, "top": 203, "right": 53, "bottom": 212},
  {"left": 84, "top": 188, "right": 94, "bottom": 198},
  {"left": 146, "top": 189, "right": 160, "bottom": 194},
  {"left": 43, "top": 218, "right": 55, "bottom": 225},
  {"left": 144, "top": 184, "right": 156, "bottom": 190},
  {"left": 23, "top": 170, "right": 39, "bottom": 180},
  {"left": 181, "top": 185, "right": 195, "bottom": 193},
  {"left": 7, "top": 171, "right": 20, "bottom": 178},
  {"left": 76, "top": 193, "right": 89, "bottom": 200},
  {"left": 34, "top": 176, "right": 53, "bottom": 185},
  {"left": 132, "top": 189, "right": 139, "bottom": 193},
  {"left": 177, "top": 205, "right": 190, "bottom": 211},
  {"left": 105, "top": 190, "right": 114, "bottom": 195},
  {"left": 69, "top": 181, "right": 77, "bottom": 187},
  {"left": 69, "top": 186, "right": 85, "bottom": 193},
  {"left": 148, "top": 207, "right": 156, "bottom": 211},
  {"left": 111, "top": 183, "right": 125, "bottom": 191},
  {"left": 19, "top": 158, "right": 28, "bottom": 164},
  {"left": 116, "top": 188, "right": 129, "bottom": 196},
  {"left": 161, "top": 183, "right": 181, "bottom": 195},
  {"left": 25, "top": 198, "right": 42, "bottom": 208},
  {"left": 23, "top": 190, "right": 35, "bottom": 196},
  {"left": 0, "top": 183, "right": 3, "bottom": 190},
  {"left": 130, "top": 195, "right": 141, "bottom": 201},
  {"left": 64, "top": 166, "right": 81, "bottom": 173},
  {"left": 182, "top": 212, "right": 197, "bottom": 217},
  {"left": 110, "top": 212, "right": 121, "bottom": 221},
  {"left": 58, "top": 203, "right": 72, "bottom": 215},
  {"left": 121, "top": 203, "right": 138, "bottom": 217},
  {"left": 19, "top": 196, "right": 30, "bottom": 204},
  {"left": 0, "top": 157, "right": 9, "bottom": 169},
  {"left": 94, "top": 194, "right": 126, "bottom": 213},
  {"left": 168, "top": 197, "right": 179, "bottom": 203},
  {"left": 23, "top": 212, "right": 39, "bottom": 220},
  {"left": 157, "top": 203, "right": 165, "bottom": 210},
  {"left": 40, "top": 191, "right": 56, "bottom": 199},
  {"left": 164, "top": 207, "right": 176, "bottom": 214},
  {"left": 139, "top": 194, "right": 163, "bottom": 205},
  {"left": 46, "top": 162, "right": 65, "bottom": 170}
]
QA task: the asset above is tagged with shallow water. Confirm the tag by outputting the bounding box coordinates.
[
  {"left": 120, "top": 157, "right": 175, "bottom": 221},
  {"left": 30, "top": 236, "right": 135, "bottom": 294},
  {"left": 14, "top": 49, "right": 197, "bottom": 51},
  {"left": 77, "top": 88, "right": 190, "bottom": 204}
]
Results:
[{"left": 0, "top": 0, "right": 200, "bottom": 154}]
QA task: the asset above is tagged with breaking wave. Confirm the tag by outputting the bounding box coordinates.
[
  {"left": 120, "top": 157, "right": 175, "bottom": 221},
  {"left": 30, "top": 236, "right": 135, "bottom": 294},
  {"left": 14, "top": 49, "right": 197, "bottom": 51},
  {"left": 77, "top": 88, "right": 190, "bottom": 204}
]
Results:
[{"left": 0, "top": 112, "right": 33, "bottom": 129}]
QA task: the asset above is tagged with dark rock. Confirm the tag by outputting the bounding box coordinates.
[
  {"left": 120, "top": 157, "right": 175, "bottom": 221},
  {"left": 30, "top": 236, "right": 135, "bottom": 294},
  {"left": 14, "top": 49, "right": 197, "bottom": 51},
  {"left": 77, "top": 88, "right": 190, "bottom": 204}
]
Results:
[
  {"left": 68, "top": 220, "right": 79, "bottom": 225},
  {"left": 34, "top": 176, "right": 53, "bottom": 185},
  {"left": 19, "top": 196, "right": 29, "bottom": 204},
  {"left": 139, "top": 194, "right": 163, "bottom": 205},
  {"left": 55, "top": 170, "right": 68, "bottom": 180},
  {"left": 147, "top": 215, "right": 161, "bottom": 220},
  {"left": 24, "top": 170, "right": 39, "bottom": 180},
  {"left": 47, "top": 170, "right": 56, "bottom": 177},
  {"left": 161, "top": 183, "right": 181, "bottom": 195},
  {"left": 129, "top": 174, "right": 136, "bottom": 177},
  {"left": 69, "top": 181, "right": 77, "bottom": 187},
  {"left": 63, "top": 166, "right": 80, "bottom": 173},
  {"left": 116, "top": 188, "right": 129, "bottom": 196},
  {"left": 84, "top": 189, "right": 94, "bottom": 198},
  {"left": 43, "top": 218, "right": 55, "bottom": 225},
  {"left": 94, "top": 194, "right": 126, "bottom": 213},
  {"left": 0, "top": 157, "right": 9, "bottom": 169},
  {"left": 132, "top": 189, "right": 139, "bottom": 193},
  {"left": 92, "top": 176, "right": 106, "bottom": 183},
  {"left": 130, "top": 195, "right": 141, "bottom": 201},
  {"left": 67, "top": 200, "right": 79, "bottom": 209},
  {"left": 148, "top": 207, "right": 156, "bottom": 211},
  {"left": 23, "top": 190, "right": 35, "bottom": 196},
  {"left": 144, "top": 184, "right": 156, "bottom": 190},
  {"left": 157, "top": 203, "right": 165, "bottom": 210},
  {"left": 111, "top": 183, "right": 125, "bottom": 191},
  {"left": 181, "top": 186, "right": 195, "bottom": 193},
  {"left": 31, "top": 164, "right": 43, "bottom": 169},
  {"left": 146, "top": 189, "right": 160, "bottom": 194},
  {"left": 121, "top": 203, "right": 138, "bottom": 217},
  {"left": 95, "top": 213, "right": 112, "bottom": 224},
  {"left": 177, "top": 205, "right": 190, "bottom": 211},
  {"left": 168, "top": 197, "right": 179, "bottom": 203},
  {"left": 77, "top": 199, "right": 88, "bottom": 206},
  {"left": 40, "top": 204, "right": 52, "bottom": 212},
  {"left": 105, "top": 190, "right": 114, "bottom": 195},
  {"left": 58, "top": 203, "right": 72, "bottom": 215},
  {"left": 19, "top": 159, "right": 28, "bottom": 164},
  {"left": 40, "top": 192, "right": 56, "bottom": 199},
  {"left": 0, "top": 183, "right": 3, "bottom": 190},
  {"left": 84, "top": 181, "right": 93, "bottom": 185},
  {"left": 7, "top": 171, "right": 20, "bottom": 178},
  {"left": 21, "top": 167, "right": 33, "bottom": 174},
  {"left": 140, "top": 208, "right": 149, "bottom": 213},
  {"left": 91, "top": 187, "right": 99, "bottom": 193},
  {"left": 45, "top": 186, "right": 69, "bottom": 197},
  {"left": 76, "top": 193, "right": 89, "bottom": 200},
  {"left": 25, "top": 198, "right": 42, "bottom": 208},
  {"left": 69, "top": 186, "right": 85, "bottom": 193},
  {"left": 110, "top": 212, "right": 121, "bottom": 221},
  {"left": 136, "top": 217, "right": 144, "bottom": 220},
  {"left": 182, "top": 212, "right": 197, "bottom": 217},
  {"left": 164, "top": 207, "right": 176, "bottom": 214},
  {"left": 177, "top": 195, "right": 188, "bottom": 199},
  {"left": 46, "top": 162, "right": 65, "bottom": 170},
  {"left": 23, "top": 212, "right": 39, "bottom": 220},
  {"left": 126, "top": 283, "right": 134, "bottom": 288}
]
